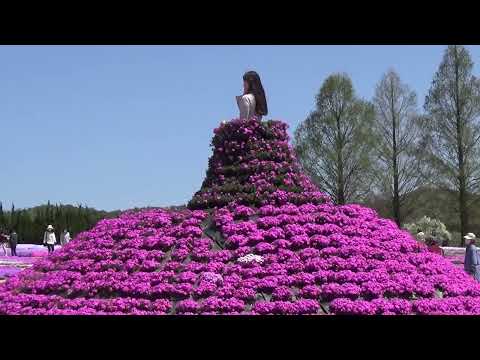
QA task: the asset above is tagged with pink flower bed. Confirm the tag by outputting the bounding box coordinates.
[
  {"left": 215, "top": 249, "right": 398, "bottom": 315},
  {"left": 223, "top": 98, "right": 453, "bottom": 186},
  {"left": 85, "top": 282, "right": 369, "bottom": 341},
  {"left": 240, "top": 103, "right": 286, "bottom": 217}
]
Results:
[
  {"left": 0, "top": 267, "right": 21, "bottom": 278},
  {"left": 2, "top": 244, "right": 54, "bottom": 257},
  {"left": 1, "top": 118, "right": 479, "bottom": 315},
  {"left": 0, "top": 256, "right": 39, "bottom": 263},
  {"left": 0, "top": 248, "right": 50, "bottom": 281},
  {"left": 444, "top": 255, "right": 464, "bottom": 269}
]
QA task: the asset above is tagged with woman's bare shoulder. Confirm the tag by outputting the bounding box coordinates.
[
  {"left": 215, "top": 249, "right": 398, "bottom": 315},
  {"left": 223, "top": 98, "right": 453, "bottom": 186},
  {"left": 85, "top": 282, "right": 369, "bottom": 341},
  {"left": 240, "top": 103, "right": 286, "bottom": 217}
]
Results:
[{"left": 236, "top": 94, "right": 255, "bottom": 101}]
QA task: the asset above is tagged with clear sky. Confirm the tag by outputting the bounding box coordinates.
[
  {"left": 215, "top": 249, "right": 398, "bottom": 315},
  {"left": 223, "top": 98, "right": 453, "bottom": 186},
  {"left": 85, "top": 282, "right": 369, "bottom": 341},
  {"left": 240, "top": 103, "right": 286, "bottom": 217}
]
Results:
[{"left": 2, "top": 45, "right": 480, "bottom": 211}]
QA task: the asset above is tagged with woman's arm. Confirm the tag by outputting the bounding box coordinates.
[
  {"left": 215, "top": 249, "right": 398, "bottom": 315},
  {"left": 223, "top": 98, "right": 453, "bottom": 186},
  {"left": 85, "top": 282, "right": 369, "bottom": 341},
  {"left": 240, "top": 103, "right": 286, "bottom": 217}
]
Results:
[{"left": 474, "top": 247, "right": 480, "bottom": 266}]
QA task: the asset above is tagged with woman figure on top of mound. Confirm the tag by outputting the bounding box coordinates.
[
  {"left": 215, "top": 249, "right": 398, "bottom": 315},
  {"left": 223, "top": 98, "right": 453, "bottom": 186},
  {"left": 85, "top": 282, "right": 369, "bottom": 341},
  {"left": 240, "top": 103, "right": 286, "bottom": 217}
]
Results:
[{"left": 236, "top": 71, "right": 268, "bottom": 121}]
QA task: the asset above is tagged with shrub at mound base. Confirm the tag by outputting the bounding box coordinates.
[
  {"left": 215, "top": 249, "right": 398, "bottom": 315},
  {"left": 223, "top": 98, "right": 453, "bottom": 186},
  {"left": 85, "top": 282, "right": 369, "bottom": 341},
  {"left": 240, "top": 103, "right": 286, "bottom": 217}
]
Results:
[{"left": 2, "top": 118, "right": 480, "bottom": 315}]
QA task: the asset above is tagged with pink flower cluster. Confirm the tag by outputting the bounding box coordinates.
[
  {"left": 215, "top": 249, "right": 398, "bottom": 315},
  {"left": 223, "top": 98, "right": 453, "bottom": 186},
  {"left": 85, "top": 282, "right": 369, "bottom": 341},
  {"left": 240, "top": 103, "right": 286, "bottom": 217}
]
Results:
[
  {"left": 2, "top": 200, "right": 480, "bottom": 315},
  {"left": 189, "top": 118, "right": 328, "bottom": 209}
]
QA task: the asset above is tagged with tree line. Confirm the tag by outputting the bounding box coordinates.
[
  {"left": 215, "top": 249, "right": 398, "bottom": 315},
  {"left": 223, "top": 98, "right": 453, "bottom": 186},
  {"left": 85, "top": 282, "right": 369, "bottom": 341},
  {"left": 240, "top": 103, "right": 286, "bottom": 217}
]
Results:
[
  {"left": 294, "top": 45, "right": 480, "bottom": 246},
  {"left": 0, "top": 201, "right": 120, "bottom": 245}
]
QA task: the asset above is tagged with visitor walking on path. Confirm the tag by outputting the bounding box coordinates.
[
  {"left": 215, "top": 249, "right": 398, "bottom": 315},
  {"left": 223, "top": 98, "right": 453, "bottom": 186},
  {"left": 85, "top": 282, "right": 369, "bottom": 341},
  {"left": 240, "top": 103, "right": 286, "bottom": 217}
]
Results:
[
  {"left": 60, "top": 229, "right": 71, "bottom": 245},
  {"left": 9, "top": 229, "right": 18, "bottom": 256},
  {"left": 464, "top": 233, "right": 480, "bottom": 281},
  {"left": 43, "top": 225, "right": 56, "bottom": 254}
]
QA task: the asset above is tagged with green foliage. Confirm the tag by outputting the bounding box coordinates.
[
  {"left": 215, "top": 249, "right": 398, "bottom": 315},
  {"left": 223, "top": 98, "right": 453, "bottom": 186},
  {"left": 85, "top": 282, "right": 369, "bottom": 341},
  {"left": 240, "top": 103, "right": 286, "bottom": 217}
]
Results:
[
  {"left": 0, "top": 202, "right": 118, "bottom": 244},
  {"left": 403, "top": 216, "right": 452, "bottom": 245},
  {"left": 362, "top": 186, "right": 477, "bottom": 245},
  {"left": 294, "top": 73, "right": 376, "bottom": 204},
  {"left": 423, "top": 45, "right": 480, "bottom": 245}
]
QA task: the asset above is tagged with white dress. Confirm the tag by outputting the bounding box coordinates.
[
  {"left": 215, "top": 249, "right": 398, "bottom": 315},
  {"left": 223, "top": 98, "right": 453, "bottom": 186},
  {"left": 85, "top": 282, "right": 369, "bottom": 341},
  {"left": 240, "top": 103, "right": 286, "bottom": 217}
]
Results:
[
  {"left": 60, "top": 232, "right": 71, "bottom": 245},
  {"left": 236, "top": 94, "right": 262, "bottom": 120}
]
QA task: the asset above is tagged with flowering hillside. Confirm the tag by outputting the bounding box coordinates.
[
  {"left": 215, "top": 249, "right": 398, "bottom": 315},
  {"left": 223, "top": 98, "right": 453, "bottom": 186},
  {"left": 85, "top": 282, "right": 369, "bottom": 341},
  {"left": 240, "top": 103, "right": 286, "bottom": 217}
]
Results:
[{"left": 1, "top": 118, "right": 480, "bottom": 315}]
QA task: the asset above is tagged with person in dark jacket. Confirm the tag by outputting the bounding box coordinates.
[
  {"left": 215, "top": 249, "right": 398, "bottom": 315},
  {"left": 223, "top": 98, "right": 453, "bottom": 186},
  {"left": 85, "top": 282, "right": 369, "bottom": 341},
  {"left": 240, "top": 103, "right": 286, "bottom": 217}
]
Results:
[
  {"left": 9, "top": 229, "right": 18, "bottom": 256},
  {"left": 464, "top": 233, "right": 480, "bottom": 281}
]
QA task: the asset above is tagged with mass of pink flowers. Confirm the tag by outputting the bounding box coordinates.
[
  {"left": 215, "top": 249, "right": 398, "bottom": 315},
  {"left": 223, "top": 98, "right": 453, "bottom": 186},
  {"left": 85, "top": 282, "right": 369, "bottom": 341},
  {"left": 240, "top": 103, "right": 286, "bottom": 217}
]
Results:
[
  {"left": 1, "top": 118, "right": 479, "bottom": 315},
  {"left": 189, "top": 118, "right": 328, "bottom": 209}
]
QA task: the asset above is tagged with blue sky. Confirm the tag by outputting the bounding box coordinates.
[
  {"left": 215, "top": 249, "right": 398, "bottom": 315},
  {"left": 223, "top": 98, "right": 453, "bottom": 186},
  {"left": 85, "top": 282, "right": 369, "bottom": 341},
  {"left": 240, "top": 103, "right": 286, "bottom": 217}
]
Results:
[{"left": 2, "top": 45, "right": 480, "bottom": 211}]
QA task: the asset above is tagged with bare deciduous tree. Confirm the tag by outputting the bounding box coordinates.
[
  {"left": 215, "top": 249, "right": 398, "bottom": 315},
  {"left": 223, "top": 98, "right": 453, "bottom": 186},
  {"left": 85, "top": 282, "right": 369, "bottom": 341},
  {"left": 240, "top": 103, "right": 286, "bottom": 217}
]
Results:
[
  {"left": 424, "top": 45, "right": 480, "bottom": 246},
  {"left": 371, "top": 69, "right": 427, "bottom": 226}
]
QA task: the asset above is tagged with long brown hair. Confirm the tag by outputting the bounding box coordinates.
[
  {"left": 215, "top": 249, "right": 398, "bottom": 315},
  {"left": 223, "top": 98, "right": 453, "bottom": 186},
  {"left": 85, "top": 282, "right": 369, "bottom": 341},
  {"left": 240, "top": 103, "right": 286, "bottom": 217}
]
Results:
[{"left": 243, "top": 71, "right": 268, "bottom": 116}]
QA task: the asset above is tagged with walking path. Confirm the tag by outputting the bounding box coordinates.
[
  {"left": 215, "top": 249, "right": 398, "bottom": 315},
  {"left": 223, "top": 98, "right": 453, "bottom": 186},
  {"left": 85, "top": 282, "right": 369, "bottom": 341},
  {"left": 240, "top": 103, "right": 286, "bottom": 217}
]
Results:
[{"left": 0, "top": 244, "right": 62, "bottom": 283}]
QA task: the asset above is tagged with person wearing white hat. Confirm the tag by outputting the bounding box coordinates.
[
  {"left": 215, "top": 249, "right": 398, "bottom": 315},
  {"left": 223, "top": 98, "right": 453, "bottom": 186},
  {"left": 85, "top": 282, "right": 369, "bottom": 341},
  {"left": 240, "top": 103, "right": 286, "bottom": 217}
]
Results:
[
  {"left": 416, "top": 231, "right": 426, "bottom": 242},
  {"left": 43, "top": 225, "right": 57, "bottom": 254},
  {"left": 464, "top": 233, "right": 480, "bottom": 281}
]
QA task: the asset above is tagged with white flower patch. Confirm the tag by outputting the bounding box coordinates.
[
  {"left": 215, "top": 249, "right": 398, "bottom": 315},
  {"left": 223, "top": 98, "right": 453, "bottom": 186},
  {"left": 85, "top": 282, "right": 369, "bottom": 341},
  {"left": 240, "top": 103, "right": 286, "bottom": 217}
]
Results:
[{"left": 237, "top": 254, "right": 264, "bottom": 264}]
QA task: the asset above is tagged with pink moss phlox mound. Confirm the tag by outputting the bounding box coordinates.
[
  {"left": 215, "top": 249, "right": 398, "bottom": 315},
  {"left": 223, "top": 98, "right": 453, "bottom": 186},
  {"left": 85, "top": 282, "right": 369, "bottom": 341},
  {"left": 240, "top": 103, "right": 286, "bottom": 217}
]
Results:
[
  {"left": 188, "top": 118, "right": 329, "bottom": 209},
  {"left": 1, "top": 118, "right": 480, "bottom": 315}
]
